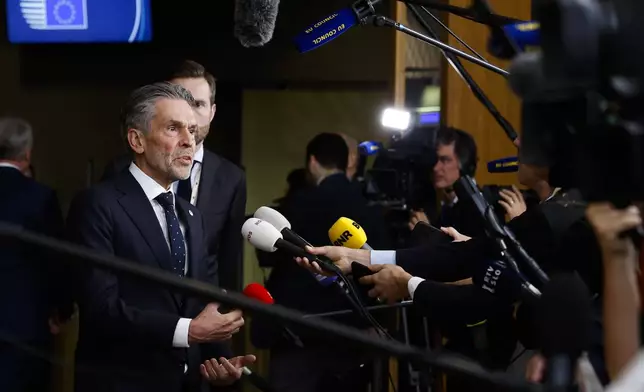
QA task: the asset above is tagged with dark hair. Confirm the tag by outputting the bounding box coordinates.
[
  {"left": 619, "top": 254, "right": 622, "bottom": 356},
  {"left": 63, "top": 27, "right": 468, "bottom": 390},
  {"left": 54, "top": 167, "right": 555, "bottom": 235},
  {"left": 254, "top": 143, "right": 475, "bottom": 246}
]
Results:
[
  {"left": 121, "top": 82, "right": 195, "bottom": 139},
  {"left": 169, "top": 60, "right": 217, "bottom": 105},
  {"left": 306, "top": 133, "right": 349, "bottom": 171},
  {"left": 435, "top": 127, "right": 478, "bottom": 176}
]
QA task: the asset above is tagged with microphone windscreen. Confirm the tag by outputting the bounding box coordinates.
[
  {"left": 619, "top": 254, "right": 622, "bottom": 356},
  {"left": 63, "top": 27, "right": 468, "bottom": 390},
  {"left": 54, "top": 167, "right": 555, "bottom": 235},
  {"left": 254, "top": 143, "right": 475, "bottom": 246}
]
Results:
[
  {"left": 234, "top": 0, "right": 280, "bottom": 48},
  {"left": 241, "top": 218, "right": 282, "bottom": 252},
  {"left": 537, "top": 273, "right": 593, "bottom": 358},
  {"left": 358, "top": 141, "right": 383, "bottom": 156},
  {"left": 254, "top": 206, "right": 291, "bottom": 231},
  {"left": 472, "top": 260, "right": 523, "bottom": 302},
  {"left": 502, "top": 21, "right": 540, "bottom": 51},
  {"left": 243, "top": 283, "right": 275, "bottom": 305},
  {"left": 293, "top": 8, "right": 358, "bottom": 53},
  {"left": 328, "top": 217, "right": 368, "bottom": 249},
  {"left": 487, "top": 156, "right": 519, "bottom": 173}
]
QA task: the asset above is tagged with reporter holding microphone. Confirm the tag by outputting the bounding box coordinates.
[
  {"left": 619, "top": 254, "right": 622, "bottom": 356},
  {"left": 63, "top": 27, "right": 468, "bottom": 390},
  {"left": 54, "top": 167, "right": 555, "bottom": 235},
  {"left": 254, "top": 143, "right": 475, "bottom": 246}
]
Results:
[{"left": 252, "top": 133, "right": 391, "bottom": 392}]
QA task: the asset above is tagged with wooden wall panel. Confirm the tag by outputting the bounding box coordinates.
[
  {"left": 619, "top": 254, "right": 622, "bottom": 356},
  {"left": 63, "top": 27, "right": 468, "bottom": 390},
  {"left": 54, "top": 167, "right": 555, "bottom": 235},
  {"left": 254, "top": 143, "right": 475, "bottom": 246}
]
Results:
[{"left": 441, "top": 0, "right": 531, "bottom": 186}]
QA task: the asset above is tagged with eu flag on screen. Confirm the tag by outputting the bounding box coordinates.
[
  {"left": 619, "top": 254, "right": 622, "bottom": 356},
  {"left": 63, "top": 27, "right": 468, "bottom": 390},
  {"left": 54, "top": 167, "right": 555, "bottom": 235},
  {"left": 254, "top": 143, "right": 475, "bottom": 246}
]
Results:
[{"left": 6, "top": 0, "right": 152, "bottom": 43}]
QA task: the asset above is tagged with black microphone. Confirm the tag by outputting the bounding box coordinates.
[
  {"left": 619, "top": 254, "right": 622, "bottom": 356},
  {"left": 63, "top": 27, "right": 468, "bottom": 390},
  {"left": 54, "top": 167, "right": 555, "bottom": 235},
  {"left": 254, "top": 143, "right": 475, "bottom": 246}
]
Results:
[
  {"left": 472, "top": 259, "right": 541, "bottom": 301},
  {"left": 537, "top": 273, "right": 593, "bottom": 392},
  {"left": 234, "top": 0, "right": 280, "bottom": 47},
  {"left": 241, "top": 218, "right": 342, "bottom": 274}
]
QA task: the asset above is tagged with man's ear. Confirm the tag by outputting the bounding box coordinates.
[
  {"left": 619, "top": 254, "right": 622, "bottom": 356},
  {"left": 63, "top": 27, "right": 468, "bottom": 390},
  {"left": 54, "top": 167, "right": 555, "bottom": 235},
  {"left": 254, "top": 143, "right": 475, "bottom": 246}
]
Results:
[
  {"left": 210, "top": 104, "right": 216, "bottom": 122},
  {"left": 127, "top": 129, "right": 145, "bottom": 154}
]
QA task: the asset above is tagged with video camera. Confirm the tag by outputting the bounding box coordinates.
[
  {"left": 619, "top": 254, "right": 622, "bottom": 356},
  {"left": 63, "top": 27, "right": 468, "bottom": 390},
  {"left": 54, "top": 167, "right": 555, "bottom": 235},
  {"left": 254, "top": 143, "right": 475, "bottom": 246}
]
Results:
[{"left": 510, "top": 0, "right": 644, "bottom": 206}]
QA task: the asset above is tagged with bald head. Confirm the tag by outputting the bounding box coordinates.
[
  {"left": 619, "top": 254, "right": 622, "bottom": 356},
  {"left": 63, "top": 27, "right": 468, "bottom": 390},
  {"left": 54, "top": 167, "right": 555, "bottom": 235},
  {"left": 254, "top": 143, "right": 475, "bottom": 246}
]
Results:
[{"left": 339, "top": 133, "right": 359, "bottom": 180}]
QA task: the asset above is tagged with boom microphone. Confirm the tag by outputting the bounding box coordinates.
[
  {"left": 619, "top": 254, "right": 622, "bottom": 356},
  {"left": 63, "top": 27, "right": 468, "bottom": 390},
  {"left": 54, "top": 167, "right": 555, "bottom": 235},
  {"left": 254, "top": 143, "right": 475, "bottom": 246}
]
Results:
[
  {"left": 242, "top": 218, "right": 341, "bottom": 274},
  {"left": 234, "top": 0, "right": 280, "bottom": 47},
  {"left": 254, "top": 206, "right": 339, "bottom": 286},
  {"left": 328, "top": 217, "right": 372, "bottom": 250}
]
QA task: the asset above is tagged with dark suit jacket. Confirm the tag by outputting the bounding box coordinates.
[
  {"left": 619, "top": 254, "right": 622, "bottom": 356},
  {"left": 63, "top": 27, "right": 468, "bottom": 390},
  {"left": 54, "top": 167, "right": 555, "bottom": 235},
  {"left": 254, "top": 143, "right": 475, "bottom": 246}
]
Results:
[
  {"left": 102, "top": 150, "right": 246, "bottom": 291},
  {"left": 251, "top": 173, "right": 391, "bottom": 349},
  {"left": 66, "top": 170, "right": 229, "bottom": 392},
  {"left": 0, "top": 167, "right": 73, "bottom": 391}
]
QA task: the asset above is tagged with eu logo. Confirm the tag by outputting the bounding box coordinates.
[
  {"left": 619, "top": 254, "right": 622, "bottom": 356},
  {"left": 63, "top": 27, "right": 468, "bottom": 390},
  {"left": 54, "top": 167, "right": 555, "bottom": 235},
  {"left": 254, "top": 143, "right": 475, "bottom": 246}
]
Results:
[{"left": 21, "top": 0, "right": 88, "bottom": 30}]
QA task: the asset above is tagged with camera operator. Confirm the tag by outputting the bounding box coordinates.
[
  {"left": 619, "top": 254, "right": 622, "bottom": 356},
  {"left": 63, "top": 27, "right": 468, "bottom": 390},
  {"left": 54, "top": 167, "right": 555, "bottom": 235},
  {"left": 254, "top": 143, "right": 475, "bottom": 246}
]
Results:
[{"left": 408, "top": 127, "right": 492, "bottom": 238}]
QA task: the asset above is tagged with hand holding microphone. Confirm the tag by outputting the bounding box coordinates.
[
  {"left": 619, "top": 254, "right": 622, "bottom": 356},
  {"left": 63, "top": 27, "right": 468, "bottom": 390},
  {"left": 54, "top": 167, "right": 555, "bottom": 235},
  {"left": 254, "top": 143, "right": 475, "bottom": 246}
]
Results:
[{"left": 295, "top": 217, "right": 374, "bottom": 274}]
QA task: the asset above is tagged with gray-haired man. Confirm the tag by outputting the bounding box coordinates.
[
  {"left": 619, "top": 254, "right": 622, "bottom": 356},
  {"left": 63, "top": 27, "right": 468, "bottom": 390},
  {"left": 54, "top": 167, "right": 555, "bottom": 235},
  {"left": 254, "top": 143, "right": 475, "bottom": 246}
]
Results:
[{"left": 67, "top": 82, "right": 254, "bottom": 392}]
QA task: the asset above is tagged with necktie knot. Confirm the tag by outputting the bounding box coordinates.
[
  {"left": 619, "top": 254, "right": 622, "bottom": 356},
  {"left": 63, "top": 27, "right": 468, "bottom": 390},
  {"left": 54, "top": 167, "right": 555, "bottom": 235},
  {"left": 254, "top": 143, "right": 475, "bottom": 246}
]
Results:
[{"left": 155, "top": 191, "right": 175, "bottom": 210}]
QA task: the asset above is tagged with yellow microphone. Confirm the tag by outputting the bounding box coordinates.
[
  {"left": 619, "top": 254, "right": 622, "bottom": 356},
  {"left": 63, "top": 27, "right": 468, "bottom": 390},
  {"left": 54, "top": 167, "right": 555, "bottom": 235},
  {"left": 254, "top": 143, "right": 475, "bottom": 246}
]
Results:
[{"left": 328, "top": 217, "right": 372, "bottom": 250}]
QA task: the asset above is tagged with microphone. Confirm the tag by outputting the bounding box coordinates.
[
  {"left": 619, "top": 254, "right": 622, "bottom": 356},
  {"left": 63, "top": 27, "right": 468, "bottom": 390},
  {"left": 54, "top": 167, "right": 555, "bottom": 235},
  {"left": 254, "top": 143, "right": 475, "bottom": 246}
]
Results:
[
  {"left": 293, "top": 0, "right": 384, "bottom": 53},
  {"left": 472, "top": 259, "right": 541, "bottom": 301},
  {"left": 358, "top": 140, "right": 383, "bottom": 156},
  {"left": 253, "top": 206, "right": 339, "bottom": 286},
  {"left": 537, "top": 273, "right": 593, "bottom": 392},
  {"left": 218, "top": 283, "right": 280, "bottom": 392},
  {"left": 242, "top": 218, "right": 341, "bottom": 274},
  {"left": 487, "top": 156, "right": 519, "bottom": 173},
  {"left": 234, "top": 0, "right": 280, "bottom": 47},
  {"left": 328, "top": 217, "right": 372, "bottom": 250},
  {"left": 489, "top": 21, "right": 540, "bottom": 60}
]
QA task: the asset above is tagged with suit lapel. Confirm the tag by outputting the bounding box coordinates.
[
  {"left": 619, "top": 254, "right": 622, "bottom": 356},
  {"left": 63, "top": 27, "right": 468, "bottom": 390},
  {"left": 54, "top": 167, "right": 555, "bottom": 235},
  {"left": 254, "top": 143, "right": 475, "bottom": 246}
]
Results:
[
  {"left": 115, "top": 174, "right": 178, "bottom": 273},
  {"left": 196, "top": 150, "right": 221, "bottom": 210},
  {"left": 175, "top": 199, "right": 202, "bottom": 280}
]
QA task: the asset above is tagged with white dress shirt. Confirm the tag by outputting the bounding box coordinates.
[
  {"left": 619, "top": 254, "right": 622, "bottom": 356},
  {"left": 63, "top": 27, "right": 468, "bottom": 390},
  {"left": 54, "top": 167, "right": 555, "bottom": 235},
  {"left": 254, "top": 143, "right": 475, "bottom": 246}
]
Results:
[
  {"left": 0, "top": 162, "right": 21, "bottom": 171},
  {"left": 172, "top": 143, "right": 204, "bottom": 206},
  {"left": 606, "top": 349, "right": 644, "bottom": 391},
  {"left": 128, "top": 162, "right": 192, "bottom": 348}
]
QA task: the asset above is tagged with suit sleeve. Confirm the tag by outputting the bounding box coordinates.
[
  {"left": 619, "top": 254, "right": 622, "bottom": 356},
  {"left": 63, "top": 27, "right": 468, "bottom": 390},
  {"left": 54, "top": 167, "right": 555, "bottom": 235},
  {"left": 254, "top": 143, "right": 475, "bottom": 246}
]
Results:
[
  {"left": 412, "top": 280, "right": 497, "bottom": 325},
  {"left": 66, "top": 189, "right": 180, "bottom": 347},
  {"left": 395, "top": 237, "right": 495, "bottom": 281},
  {"left": 215, "top": 170, "right": 246, "bottom": 291}
]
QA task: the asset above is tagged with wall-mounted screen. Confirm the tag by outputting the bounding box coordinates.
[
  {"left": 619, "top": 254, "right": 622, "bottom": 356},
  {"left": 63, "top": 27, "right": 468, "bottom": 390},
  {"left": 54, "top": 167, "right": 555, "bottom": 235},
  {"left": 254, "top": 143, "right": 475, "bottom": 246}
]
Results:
[{"left": 6, "top": 0, "right": 152, "bottom": 43}]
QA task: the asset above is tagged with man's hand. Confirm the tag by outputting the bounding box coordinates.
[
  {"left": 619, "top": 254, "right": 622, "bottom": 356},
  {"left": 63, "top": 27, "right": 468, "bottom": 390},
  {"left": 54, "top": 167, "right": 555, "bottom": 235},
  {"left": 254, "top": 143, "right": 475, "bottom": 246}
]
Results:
[
  {"left": 359, "top": 264, "right": 412, "bottom": 304},
  {"left": 525, "top": 353, "right": 545, "bottom": 383},
  {"left": 586, "top": 203, "right": 642, "bottom": 258},
  {"left": 295, "top": 245, "right": 369, "bottom": 275},
  {"left": 440, "top": 227, "right": 471, "bottom": 242},
  {"left": 499, "top": 185, "right": 527, "bottom": 220},
  {"left": 408, "top": 210, "right": 429, "bottom": 231},
  {"left": 188, "top": 303, "right": 244, "bottom": 344},
  {"left": 200, "top": 355, "right": 257, "bottom": 386}
]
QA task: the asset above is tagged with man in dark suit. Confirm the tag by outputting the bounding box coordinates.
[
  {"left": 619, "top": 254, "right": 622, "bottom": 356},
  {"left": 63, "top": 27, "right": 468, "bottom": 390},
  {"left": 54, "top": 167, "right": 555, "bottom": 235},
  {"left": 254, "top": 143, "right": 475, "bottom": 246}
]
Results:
[
  {"left": 251, "top": 133, "right": 391, "bottom": 392},
  {"left": 67, "top": 82, "right": 253, "bottom": 392},
  {"left": 102, "top": 60, "right": 246, "bottom": 292},
  {"left": 0, "top": 117, "right": 74, "bottom": 392}
]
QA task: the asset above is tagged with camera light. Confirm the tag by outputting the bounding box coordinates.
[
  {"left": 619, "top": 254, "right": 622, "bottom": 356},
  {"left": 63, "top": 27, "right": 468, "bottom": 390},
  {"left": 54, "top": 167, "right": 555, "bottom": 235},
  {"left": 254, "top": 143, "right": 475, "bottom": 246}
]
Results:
[{"left": 381, "top": 108, "right": 412, "bottom": 131}]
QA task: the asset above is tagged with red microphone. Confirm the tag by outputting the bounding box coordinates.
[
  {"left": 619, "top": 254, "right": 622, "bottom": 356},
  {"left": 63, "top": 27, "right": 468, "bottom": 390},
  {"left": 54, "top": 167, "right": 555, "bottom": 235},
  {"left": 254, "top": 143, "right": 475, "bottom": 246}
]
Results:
[
  {"left": 219, "top": 283, "right": 273, "bottom": 314},
  {"left": 243, "top": 283, "right": 274, "bottom": 305}
]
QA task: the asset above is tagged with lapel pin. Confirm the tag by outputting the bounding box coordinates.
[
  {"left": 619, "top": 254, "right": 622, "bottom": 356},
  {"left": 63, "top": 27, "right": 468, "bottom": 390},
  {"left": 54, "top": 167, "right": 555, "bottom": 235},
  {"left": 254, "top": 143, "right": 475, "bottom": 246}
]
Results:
[{"left": 189, "top": 210, "right": 194, "bottom": 216}]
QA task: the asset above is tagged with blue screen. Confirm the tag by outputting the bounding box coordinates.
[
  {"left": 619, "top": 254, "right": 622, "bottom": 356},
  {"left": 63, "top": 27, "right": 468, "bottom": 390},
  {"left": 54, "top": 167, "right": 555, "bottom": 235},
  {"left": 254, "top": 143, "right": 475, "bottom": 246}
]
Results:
[{"left": 6, "top": 0, "right": 152, "bottom": 43}]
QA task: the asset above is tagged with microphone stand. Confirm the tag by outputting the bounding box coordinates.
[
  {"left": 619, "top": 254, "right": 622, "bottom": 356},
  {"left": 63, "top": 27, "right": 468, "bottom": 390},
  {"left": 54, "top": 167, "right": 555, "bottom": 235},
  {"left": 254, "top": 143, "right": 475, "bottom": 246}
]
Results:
[
  {"left": 453, "top": 174, "right": 549, "bottom": 288},
  {"left": 404, "top": 4, "right": 519, "bottom": 142},
  {"left": 302, "top": 300, "right": 414, "bottom": 318},
  {"left": 371, "top": 15, "right": 509, "bottom": 78}
]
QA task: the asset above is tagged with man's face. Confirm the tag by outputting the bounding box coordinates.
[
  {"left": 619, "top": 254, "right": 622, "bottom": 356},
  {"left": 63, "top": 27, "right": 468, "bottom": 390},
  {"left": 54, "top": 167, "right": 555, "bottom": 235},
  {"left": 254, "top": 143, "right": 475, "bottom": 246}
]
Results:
[
  {"left": 170, "top": 77, "right": 215, "bottom": 146},
  {"left": 433, "top": 143, "right": 461, "bottom": 190},
  {"left": 130, "top": 98, "right": 197, "bottom": 185}
]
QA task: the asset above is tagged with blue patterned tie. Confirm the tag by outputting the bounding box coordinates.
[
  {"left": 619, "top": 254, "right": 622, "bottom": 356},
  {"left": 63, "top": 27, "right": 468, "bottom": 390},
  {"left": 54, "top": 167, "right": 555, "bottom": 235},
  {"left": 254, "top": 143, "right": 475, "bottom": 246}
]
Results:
[{"left": 155, "top": 192, "right": 186, "bottom": 277}]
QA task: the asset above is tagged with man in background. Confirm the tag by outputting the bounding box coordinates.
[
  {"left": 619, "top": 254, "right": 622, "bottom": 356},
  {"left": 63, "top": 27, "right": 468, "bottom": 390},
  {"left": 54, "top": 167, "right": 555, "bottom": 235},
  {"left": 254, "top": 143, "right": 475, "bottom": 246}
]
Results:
[
  {"left": 252, "top": 132, "right": 391, "bottom": 392},
  {"left": 103, "top": 60, "right": 246, "bottom": 292},
  {"left": 408, "top": 127, "right": 486, "bottom": 237},
  {"left": 0, "top": 117, "right": 73, "bottom": 391}
]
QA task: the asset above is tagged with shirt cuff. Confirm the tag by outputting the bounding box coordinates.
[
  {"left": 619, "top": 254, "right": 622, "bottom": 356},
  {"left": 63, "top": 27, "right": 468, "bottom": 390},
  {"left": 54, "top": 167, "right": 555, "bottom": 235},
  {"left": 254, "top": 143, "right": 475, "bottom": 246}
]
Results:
[
  {"left": 408, "top": 277, "right": 426, "bottom": 300},
  {"left": 173, "top": 318, "right": 192, "bottom": 348},
  {"left": 370, "top": 250, "right": 396, "bottom": 265}
]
